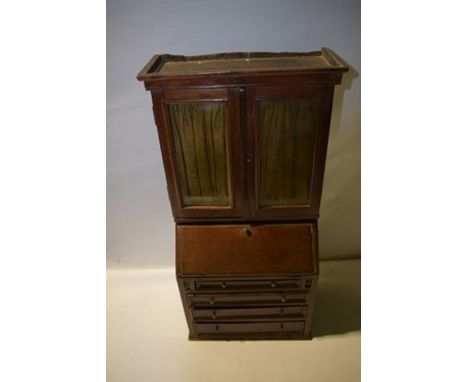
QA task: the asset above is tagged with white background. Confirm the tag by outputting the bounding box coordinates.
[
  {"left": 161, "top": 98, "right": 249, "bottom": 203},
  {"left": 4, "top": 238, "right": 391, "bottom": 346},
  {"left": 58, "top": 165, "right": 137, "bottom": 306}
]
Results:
[
  {"left": 107, "top": 0, "right": 361, "bottom": 268},
  {"left": 1, "top": 0, "right": 468, "bottom": 381}
]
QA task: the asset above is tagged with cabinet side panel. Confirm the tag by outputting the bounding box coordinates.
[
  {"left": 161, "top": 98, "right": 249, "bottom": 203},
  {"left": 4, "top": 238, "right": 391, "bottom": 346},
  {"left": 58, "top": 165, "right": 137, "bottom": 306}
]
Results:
[
  {"left": 304, "top": 275, "right": 319, "bottom": 338},
  {"left": 176, "top": 277, "right": 196, "bottom": 338},
  {"left": 310, "top": 86, "right": 335, "bottom": 214},
  {"left": 151, "top": 91, "right": 183, "bottom": 217}
]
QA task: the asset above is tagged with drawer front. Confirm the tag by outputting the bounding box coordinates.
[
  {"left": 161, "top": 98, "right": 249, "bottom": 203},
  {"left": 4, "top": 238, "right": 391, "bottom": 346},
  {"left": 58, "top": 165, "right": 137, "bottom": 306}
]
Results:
[
  {"left": 192, "top": 306, "right": 306, "bottom": 320},
  {"left": 188, "top": 292, "right": 308, "bottom": 307},
  {"left": 194, "top": 279, "right": 302, "bottom": 291},
  {"left": 196, "top": 321, "right": 305, "bottom": 335}
]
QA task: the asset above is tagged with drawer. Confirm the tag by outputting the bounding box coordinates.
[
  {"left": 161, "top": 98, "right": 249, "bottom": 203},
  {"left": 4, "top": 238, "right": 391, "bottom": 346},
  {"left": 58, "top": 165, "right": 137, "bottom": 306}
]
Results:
[
  {"left": 196, "top": 321, "right": 305, "bottom": 335},
  {"left": 194, "top": 279, "right": 302, "bottom": 291},
  {"left": 192, "top": 306, "right": 306, "bottom": 321},
  {"left": 187, "top": 292, "right": 308, "bottom": 307}
]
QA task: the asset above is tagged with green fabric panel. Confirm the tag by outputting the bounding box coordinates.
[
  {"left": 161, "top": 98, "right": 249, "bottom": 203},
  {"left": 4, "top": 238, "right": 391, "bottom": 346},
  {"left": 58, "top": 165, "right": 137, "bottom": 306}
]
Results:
[
  {"left": 259, "top": 100, "right": 316, "bottom": 207},
  {"left": 169, "top": 102, "right": 230, "bottom": 206}
]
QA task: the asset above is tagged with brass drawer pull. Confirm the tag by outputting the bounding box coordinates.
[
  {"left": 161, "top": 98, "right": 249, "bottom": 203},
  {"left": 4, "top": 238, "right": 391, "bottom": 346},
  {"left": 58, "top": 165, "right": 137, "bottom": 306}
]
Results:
[
  {"left": 280, "top": 295, "right": 286, "bottom": 303},
  {"left": 271, "top": 281, "right": 276, "bottom": 288},
  {"left": 221, "top": 282, "right": 227, "bottom": 289},
  {"left": 212, "top": 311, "right": 217, "bottom": 319},
  {"left": 210, "top": 297, "right": 215, "bottom": 305}
]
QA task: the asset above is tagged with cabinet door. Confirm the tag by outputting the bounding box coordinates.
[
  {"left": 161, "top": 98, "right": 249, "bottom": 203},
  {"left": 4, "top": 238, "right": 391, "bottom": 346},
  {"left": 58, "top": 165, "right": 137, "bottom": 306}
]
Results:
[
  {"left": 247, "top": 86, "right": 334, "bottom": 218},
  {"left": 155, "top": 88, "right": 243, "bottom": 219}
]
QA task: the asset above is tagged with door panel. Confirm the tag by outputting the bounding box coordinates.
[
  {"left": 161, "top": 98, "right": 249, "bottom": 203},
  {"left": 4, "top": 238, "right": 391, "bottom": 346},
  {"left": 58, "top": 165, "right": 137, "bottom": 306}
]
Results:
[
  {"left": 168, "top": 102, "right": 230, "bottom": 207},
  {"left": 248, "top": 86, "right": 333, "bottom": 218},
  {"left": 158, "top": 88, "right": 243, "bottom": 219},
  {"left": 258, "top": 99, "right": 317, "bottom": 207}
]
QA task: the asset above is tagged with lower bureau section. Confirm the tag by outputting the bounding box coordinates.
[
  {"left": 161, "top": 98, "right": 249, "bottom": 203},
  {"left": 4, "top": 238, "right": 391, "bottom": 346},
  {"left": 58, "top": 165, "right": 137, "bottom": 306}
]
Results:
[{"left": 176, "top": 223, "right": 319, "bottom": 340}]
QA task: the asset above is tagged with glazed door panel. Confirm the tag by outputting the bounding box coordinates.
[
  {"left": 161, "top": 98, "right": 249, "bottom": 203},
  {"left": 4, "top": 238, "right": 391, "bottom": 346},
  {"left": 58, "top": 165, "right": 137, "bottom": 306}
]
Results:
[
  {"left": 156, "top": 88, "right": 243, "bottom": 219},
  {"left": 247, "top": 86, "right": 334, "bottom": 218}
]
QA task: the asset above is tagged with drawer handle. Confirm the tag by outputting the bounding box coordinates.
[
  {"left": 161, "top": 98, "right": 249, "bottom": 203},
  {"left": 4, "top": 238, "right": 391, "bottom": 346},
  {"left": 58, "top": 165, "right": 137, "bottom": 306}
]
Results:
[
  {"left": 280, "top": 295, "right": 286, "bottom": 303},
  {"left": 212, "top": 311, "right": 217, "bottom": 319},
  {"left": 271, "top": 281, "right": 276, "bottom": 288},
  {"left": 244, "top": 228, "right": 252, "bottom": 237},
  {"left": 210, "top": 297, "right": 215, "bottom": 305},
  {"left": 215, "top": 324, "right": 220, "bottom": 332},
  {"left": 280, "top": 323, "right": 284, "bottom": 330},
  {"left": 221, "top": 282, "right": 227, "bottom": 289}
]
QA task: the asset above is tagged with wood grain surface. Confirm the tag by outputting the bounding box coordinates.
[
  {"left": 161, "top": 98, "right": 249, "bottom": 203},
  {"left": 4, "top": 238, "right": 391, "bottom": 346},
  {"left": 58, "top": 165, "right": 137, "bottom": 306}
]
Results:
[{"left": 176, "top": 223, "right": 318, "bottom": 275}]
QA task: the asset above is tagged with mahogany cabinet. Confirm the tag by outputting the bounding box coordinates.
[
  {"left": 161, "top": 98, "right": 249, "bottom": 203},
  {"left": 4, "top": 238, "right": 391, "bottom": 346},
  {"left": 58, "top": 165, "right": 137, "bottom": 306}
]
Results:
[{"left": 137, "top": 48, "right": 348, "bottom": 340}]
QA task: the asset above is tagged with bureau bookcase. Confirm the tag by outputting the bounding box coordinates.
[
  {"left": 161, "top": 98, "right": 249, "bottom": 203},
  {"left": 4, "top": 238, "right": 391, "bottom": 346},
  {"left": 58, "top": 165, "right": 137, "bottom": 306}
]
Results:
[{"left": 138, "top": 48, "right": 348, "bottom": 340}]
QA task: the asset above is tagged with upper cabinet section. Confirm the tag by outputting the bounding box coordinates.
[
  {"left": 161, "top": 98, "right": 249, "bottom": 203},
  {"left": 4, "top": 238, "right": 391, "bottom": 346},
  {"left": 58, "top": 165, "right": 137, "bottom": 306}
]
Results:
[{"left": 138, "top": 49, "right": 349, "bottom": 222}]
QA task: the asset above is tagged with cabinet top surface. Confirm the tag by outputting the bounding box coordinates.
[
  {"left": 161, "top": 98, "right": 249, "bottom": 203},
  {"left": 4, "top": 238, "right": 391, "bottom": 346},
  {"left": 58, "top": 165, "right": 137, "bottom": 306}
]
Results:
[{"left": 137, "top": 48, "right": 348, "bottom": 82}]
